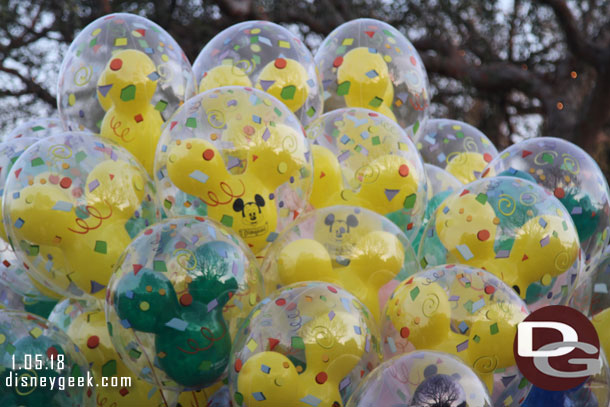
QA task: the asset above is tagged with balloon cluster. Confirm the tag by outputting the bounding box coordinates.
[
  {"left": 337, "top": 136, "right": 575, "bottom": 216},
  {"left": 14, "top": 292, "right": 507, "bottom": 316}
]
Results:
[{"left": 0, "top": 12, "right": 608, "bottom": 407}]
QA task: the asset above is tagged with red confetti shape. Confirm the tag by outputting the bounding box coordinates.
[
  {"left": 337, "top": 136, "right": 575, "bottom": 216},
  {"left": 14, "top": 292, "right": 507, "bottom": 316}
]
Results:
[
  {"left": 87, "top": 335, "right": 100, "bottom": 349},
  {"left": 315, "top": 372, "right": 328, "bottom": 384},
  {"left": 59, "top": 177, "right": 72, "bottom": 189},
  {"left": 180, "top": 293, "right": 193, "bottom": 306},
  {"left": 110, "top": 58, "right": 123, "bottom": 71},
  {"left": 400, "top": 327, "right": 410, "bottom": 338},
  {"left": 274, "top": 58, "right": 287, "bottom": 69},
  {"left": 398, "top": 164, "right": 409, "bottom": 177},
  {"left": 477, "top": 230, "right": 490, "bottom": 241},
  {"left": 202, "top": 149, "right": 215, "bottom": 161}
]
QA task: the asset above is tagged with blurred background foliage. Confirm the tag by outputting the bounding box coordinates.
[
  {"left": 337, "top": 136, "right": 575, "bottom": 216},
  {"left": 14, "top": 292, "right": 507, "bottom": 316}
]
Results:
[{"left": 1, "top": 0, "right": 609, "bottom": 173}]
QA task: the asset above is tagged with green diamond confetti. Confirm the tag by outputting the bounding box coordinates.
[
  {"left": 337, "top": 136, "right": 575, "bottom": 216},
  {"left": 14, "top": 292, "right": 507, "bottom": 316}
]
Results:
[
  {"left": 186, "top": 117, "right": 197, "bottom": 128},
  {"left": 102, "top": 360, "right": 117, "bottom": 377},
  {"left": 476, "top": 193, "right": 488, "bottom": 205},
  {"left": 280, "top": 85, "right": 296, "bottom": 100},
  {"left": 410, "top": 286, "right": 420, "bottom": 300},
  {"left": 291, "top": 336, "right": 305, "bottom": 350},
  {"left": 94, "top": 240, "right": 107, "bottom": 254},
  {"left": 155, "top": 100, "right": 168, "bottom": 112},
  {"left": 403, "top": 194, "right": 417, "bottom": 210},
  {"left": 31, "top": 157, "right": 44, "bottom": 167},
  {"left": 369, "top": 96, "right": 383, "bottom": 108},
  {"left": 153, "top": 260, "right": 167, "bottom": 272},
  {"left": 490, "top": 322, "right": 499, "bottom": 335},
  {"left": 221, "top": 215, "right": 233, "bottom": 227}
]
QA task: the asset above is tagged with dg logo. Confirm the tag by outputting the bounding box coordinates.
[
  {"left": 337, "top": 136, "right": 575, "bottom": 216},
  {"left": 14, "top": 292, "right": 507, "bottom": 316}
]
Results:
[{"left": 513, "top": 305, "right": 602, "bottom": 391}]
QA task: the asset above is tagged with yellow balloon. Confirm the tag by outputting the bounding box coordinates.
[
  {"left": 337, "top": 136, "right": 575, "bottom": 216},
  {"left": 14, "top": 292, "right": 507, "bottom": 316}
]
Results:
[
  {"left": 98, "top": 49, "right": 163, "bottom": 175},
  {"left": 166, "top": 135, "right": 305, "bottom": 254},
  {"left": 445, "top": 151, "right": 489, "bottom": 184},
  {"left": 277, "top": 230, "right": 404, "bottom": 320},
  {"left": 337, "top": 47, "right": 392, "bottom": 115},
  {"left": 178, "top": 381, "right": 225, "bottom": 407},
  {"left": 199, "top": 64, "right": 252, "bottom": 93},
  {"left": 67, "top": 309, "right": 169, "bottom": 406},
  {"left": 592, "top": 308, "right": 610, "bottom": 359},
  {"left": 7, "top": 160, "right": 146, "bottom": 299},
  {"left": 256, "top": 58, "right": 309, "bottom": 113},
  {"left": 237, "top": 300, "right": 367, "bottom": 406}
]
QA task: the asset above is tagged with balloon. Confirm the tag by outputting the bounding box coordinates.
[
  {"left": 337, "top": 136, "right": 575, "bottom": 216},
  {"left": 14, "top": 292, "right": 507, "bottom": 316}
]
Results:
[
  {"left": 415, "top": 119, "right": 498, "bottom": 184},
  {"left": 305, "top": 107, "right": 427, "bottom": 241},
  {"left": 418, "top": 177, "right": 581, "bottom": 310},
  {"left": 0, "top": 310, "right": 92, "bottom": 406},
  {"left": 315, "top": 18, "right": 430, "bottom": 137},
  {"left": 106, "top": 216, "right": 263, "bottom": 391},
  {"left": 48, "top": 299, "right": 177, "bottom": 406},
  {"left": 482, "top": 137, "right": 610, "bottom": 273},
  {"left": 412, "top": 164, "right": 462, "bottom": 254},
  {"left": 154, "top": 86, "right": 312, "bottom": 254},
  {"left": 2, "top": 118, "right": 78, "bottom": 141},
  {"left": 261, "top": 205, "right": 419, "bottom": 320},
  {"left": 523, "top": 346, "right": 610, "bottom": 407},
  {"left": 346, "top": 351, "right": 492, "bottom": 407},
  {"left": 229, "top": 282, "right": 381, "bottom": 406},
  {"left": 0, "top": 137, "right": 63, "bottom": 303},
  {"left": 193, "top": 21, "right": 323, "bottom": 125},
  {"left": 2, "top": 132, "right": 161, "bottom": 300},
  {"left": 381, "top": 264, "right": 530, "bottom": 406},
  {"left": 57, "top": 12, "right": 195, "bottom": 174}
]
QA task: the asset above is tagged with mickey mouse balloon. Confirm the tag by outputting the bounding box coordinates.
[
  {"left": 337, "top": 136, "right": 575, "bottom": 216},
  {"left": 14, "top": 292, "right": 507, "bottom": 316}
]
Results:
[
  {"left": 416, "top": 119, "right": 498, "bottom": 184},
  {"left": 229, "top": 281, "right": 381, "bottom": 407},
  {"left": 483, "top": 137, "right": 610, "bottom": 271},
  {"left": 154, "top": 86, "right": 312, "bottom": 254},
  {"left": 57, "top": 13, "right": 195, "bottom": 174},
  {"left": 106, "top": 216, "right": 263, "bottom": 391},
  {"left": 418, "top": 177, "right": 581, "bottom": 310},
  {"left": 305, "top": 107, "right": 427, "bottom": 241},
  {"left": 382, "top": 265, "right": 530, "bottom": 406},
  {"left": 315, "top": 18, "right": 430, "bottom": 138},
  {"left": 261, "top": 205, "right": 419, "bottom": 320},
  {"left": 2, "top": 132, "right": 161, "bottom": 300},
  {"left": 193, "top": 21, "right": 323, "bottom": 126}
]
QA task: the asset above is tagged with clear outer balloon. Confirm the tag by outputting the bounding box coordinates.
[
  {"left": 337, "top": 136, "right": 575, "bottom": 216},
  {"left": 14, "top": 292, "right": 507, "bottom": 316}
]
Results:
[
  {"left": 57, "top": 13, "right": 195, "bottom": 175},
  {"left": 2, "top": 132, "right": 162, "bottom": 300},
  {"left": 415, "top": 119, "right": 498, "bottom": 184},
  {"left": 381, "top": 264, "right": 530, "bottom": 407},
  {"left": 305, "top": 107, "right": 427, "bottom": 241},
  {"left": 48, "top": 299, "right": 178, "bottom": 407},
  {"left": 154, "top": 86, "right": 312, "bottom": 255},
  {"left": 106, "top": 216, "right": 263, "bottom": 391},
  {"left": 0, "top": 283, "right": 26, "bottom": 311},
  {"left": 261, "top": 205, "right": 419, "bottom": 321},
  {"left": 0, "top": 310, "right": 93, "bottom": 406},
  {"left": 482, "top": 137, "right": 610, "bottom": 273},
  {"left": 192, "top": 21, "right": 323, "bottom": 126},
  {"left": 0, "top": 138, "right": 62, "bottom": 302},
  {"left": 523, "top": 348, "right": 610, "bottom": 407},
  {"left": 2, "top": 118, "right": 78, "bottom": 141},
  {"left": 418, "top": 177, "right": 581, "bottom": 310},
  {"left": 412, "top": 164, "right": 462, "bottom": 254},
  {"left": 229, "top": 281, "right": 382, "bottom": 407},
  {"left": 315, "top": 18, "right": 430, "bottom": 138},
  {"left": 346, "top": 350, "right": 492, "bottom": 407}
]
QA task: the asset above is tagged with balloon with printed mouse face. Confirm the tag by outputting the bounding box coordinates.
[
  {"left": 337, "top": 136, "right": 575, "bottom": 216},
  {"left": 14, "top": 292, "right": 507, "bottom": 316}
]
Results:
[
  {"left": 261, "top": 205, "right": 420, "bottom": 321},
  {"left": 154, "top": 86, "right": 313, "bottom": 255}
]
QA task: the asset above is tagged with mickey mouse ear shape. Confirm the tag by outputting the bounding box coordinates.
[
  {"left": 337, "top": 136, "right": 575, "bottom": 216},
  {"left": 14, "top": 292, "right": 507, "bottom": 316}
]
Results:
[{"left": 324, "top": 213, "right": 335, "bottom": 226}]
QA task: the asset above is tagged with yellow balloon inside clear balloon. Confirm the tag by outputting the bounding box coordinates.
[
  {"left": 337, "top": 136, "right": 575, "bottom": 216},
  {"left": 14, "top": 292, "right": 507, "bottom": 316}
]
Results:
[
  {"left": 593, "top": 308, "right": 610, "bottom": 360},
  {"left": 445, "top": 151, "right": 489, "bottom": 184},
  {"left": 337, "top": 47, "right": 395, "bottom": 119},
  {"left": 198, "top": 64, "right": 253, "bottom": 93},
  {"left": 67, "top": 310, "right": 169, "bottom": 406},
  {"left": 97, "top": 49, "right": 163, "bottom": 175},
  {"left": 255, "top": 58, "right": 309, "bottom": 113}
]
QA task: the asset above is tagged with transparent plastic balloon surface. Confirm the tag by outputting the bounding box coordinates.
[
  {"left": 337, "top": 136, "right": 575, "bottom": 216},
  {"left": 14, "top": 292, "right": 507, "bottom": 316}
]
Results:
[
  {"left": 0, "top": 310, "right": 93, "bottom": 406},
  {"left": 416, "top": 118, "right": 498, "bottom": 184},
  {"left": 346, "top": 350, "right": 493, "bottom": 407},
  {"left": 48, "top": 299, "right": 176, "bottom": 406},
  {"left": 2, "top": 118, "right": 77, "bottom": 141},
  {"left": 229, "top": 281, "right": 382, "bottom": 407},
  {"left": 305, "top": 107, "right": 427, "bottom": 241},
  {"left": 261, "top": 205, "right": 419, "bottom": 320},
  {"left": 154, "top": 86, "right": 312, "bottom": 254},
  {"left": 418, "top": 177, "right": 581, "bottom": 310},
  {"left": 483, "top": 137, "right": 610, "bottom": 272},
  {"left": 106, "top": 216, "right": 263, "bottom": 391},
  {"left": 0, "top": 138, "right": 62, "bottom": 302},
  {"left": 381, "top": 264, "right": 530, "bottom": 407},
  {"left": 315, "top": 18, "right": 430, "bottom": 138},
  {"left": 2, "top": 132, "right": 161, "bottom": 300},
  {"left": 193, "top": 21, "right": 323, "bottom": 126},
  {"left": 57, "top": 13, "right": 195, "bottom": 174}
]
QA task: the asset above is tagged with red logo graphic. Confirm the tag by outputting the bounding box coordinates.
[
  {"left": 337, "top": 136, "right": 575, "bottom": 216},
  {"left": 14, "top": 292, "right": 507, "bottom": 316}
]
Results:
[{"left": 513, "top": 305, "right": 601, "bottom": 391}]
